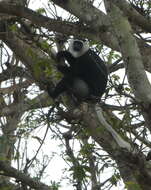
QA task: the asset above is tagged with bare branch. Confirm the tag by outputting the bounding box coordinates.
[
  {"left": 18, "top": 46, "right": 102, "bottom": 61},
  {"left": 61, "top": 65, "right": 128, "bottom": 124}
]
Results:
[{"left": 0, "top": 160, "right": 52, "bottom": 190}]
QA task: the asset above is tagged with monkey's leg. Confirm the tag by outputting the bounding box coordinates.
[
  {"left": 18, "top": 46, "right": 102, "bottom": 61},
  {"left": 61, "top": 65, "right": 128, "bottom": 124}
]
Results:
[
  {"left": 47, "top": 77, "right": 72, "bottom": 99},
  {"left": 72, "top": 78, "right": 90, "bottom": 99}
]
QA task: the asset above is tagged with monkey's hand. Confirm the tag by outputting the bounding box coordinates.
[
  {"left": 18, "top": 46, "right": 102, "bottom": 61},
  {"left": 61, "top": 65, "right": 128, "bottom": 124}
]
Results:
[
  {"left": 56, "top": 51, "right": 75, "bottom": 63},
  {"left": 57, "top": 64, "right": 71, "bottom": 75}
]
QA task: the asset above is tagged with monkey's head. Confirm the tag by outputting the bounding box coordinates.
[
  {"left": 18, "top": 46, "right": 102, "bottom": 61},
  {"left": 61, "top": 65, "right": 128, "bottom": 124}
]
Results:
[{"left": 68, "top": 39, "right": 89, "bottom": 58}]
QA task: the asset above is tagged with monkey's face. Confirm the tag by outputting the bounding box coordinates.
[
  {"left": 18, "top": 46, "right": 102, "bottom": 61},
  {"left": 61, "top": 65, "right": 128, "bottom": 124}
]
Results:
[
  {"left": 69, "top": 39, "right": 89, "bottom": 58},
  {"left": 73, "top": 40, "right": 83, "bottom": 51}
]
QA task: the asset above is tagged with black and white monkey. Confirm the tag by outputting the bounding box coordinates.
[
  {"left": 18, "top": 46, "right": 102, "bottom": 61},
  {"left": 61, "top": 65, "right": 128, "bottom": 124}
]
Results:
[
  {"left": 46, "top": 40, "right": 132, "bottom": 152},
  {"left": 47, "top": 39, "right": 108, "bottom": 101}
]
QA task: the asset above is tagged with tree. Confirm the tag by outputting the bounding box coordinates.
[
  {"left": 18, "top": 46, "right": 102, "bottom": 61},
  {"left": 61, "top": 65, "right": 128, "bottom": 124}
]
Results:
[{"left": 0, "top": 0, "right": 151, "bottom": 189}]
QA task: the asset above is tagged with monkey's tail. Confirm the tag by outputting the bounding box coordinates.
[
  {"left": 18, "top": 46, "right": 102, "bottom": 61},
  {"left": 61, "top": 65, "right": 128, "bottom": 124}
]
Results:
[{"left": 95, "top": 103, "right": 131, "bottom": 151}]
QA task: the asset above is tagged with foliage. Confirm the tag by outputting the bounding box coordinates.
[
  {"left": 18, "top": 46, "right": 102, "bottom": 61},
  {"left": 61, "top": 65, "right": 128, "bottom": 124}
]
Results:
[{"left": 0, "top": 0, "right": 150, "bottom": 190}]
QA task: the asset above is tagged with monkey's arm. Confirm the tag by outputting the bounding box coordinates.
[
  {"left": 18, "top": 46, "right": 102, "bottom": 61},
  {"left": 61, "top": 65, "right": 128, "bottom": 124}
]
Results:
[
  {"left": 57, "top": 64, "right": 71, "bottom": 74},
  {"left": 57, "top": 51, "right": 75, "bottom": 65}
]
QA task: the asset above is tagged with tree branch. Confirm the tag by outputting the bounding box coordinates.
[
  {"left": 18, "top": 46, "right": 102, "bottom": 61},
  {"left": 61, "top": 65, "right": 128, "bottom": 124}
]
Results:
[
  {"left": 112, "top": 0, "right": 151, "bottom": 33},
  {"left": 0, "top": 160, "right": 52, "bottom": 190},
  {"left": 0, "top": 92, "right": 52, "bottom": 117},
  {"left": 104, "top": 0, "right": 151, "bottom": 105}
]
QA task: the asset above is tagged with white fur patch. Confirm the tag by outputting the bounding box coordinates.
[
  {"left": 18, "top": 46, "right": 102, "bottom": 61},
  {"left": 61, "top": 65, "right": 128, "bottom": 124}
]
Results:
[{"left": 68, "top": 39, "right": 89, "bottom": 58}]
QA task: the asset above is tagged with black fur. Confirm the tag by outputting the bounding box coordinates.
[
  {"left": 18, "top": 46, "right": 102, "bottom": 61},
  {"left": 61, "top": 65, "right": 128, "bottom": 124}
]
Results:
[{"left": 47, "top": 40, "right": 108, "bottom": 101}]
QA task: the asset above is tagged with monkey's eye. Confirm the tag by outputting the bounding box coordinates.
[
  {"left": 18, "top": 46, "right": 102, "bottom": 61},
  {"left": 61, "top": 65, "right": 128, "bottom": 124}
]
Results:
[{"left": 73, "top": 40, "right": 83, "bottom": 51}]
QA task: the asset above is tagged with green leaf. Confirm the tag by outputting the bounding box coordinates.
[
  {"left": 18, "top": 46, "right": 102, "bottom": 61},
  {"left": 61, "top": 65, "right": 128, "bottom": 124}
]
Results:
[
  {"left": 9, "top": 24, "right": 18, "bottom": 32},
  {"left": 36, "top": 8, "right": 46, "bottom": 15}
]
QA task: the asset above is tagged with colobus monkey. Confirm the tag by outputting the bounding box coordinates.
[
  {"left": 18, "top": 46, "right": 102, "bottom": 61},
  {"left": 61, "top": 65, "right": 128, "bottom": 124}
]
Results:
[
  {"left": 47, "top": 39, "right": 108, "bottom": 101},
  {"left": 47, "top": 40, "right": 132, "bottom": 152}
]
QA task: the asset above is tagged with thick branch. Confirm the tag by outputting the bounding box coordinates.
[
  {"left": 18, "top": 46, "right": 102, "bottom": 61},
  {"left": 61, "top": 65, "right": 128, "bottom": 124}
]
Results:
[
  {"left": 0, "top": 2, "right": 95, "bottom": 38},
  {"left": 2, "top": 32, "right": 56, "bottom": 88},
  {"left": 105, "top": 1, "right": 151, "bottom": 104},
  {"left": 0, "top": 160, "right": 52, "bottom": 190},
  {"left": 51, "top": 0, "right": 109, "bottom": 28},
  {"left": 112, "top": 0, "right": 151, "bottom": 33}
]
